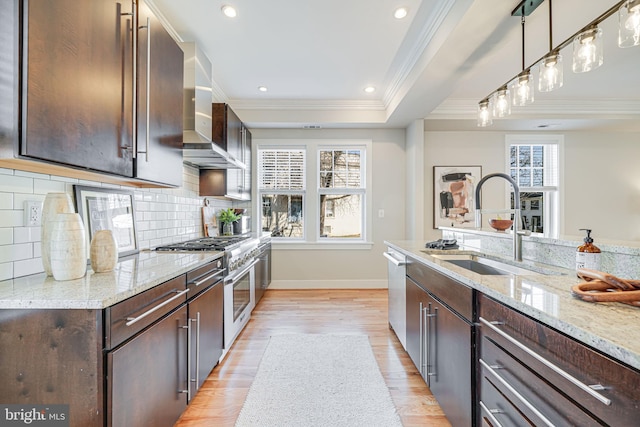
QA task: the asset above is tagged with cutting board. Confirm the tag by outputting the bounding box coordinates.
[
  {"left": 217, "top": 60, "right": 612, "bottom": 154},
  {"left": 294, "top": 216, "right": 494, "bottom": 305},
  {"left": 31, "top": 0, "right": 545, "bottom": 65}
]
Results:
[{"left": 202, "top": 206, "right": 218, "bottom": 237}]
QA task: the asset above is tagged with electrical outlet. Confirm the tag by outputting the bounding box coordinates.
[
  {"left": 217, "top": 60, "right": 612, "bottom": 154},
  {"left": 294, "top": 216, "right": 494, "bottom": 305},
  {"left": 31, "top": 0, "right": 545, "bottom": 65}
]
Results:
[
  {"left": 24, "top": 200, "right": 43, "bottom": 226},
  {"left": 378, "top": 209, "right": 385, "bottom": 218}
]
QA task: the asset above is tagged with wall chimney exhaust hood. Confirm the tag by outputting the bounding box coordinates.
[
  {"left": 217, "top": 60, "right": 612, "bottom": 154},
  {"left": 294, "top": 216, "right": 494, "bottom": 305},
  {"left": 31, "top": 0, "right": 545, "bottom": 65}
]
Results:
[{"left": 180, "top": 42, "right": 242, "bottom": 169}]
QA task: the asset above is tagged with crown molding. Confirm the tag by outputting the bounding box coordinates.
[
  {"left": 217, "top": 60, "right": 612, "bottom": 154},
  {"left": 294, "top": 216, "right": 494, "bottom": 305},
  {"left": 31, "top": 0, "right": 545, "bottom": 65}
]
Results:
[{"left": 230, "top": 99, "right": 386, "bottom": 111}]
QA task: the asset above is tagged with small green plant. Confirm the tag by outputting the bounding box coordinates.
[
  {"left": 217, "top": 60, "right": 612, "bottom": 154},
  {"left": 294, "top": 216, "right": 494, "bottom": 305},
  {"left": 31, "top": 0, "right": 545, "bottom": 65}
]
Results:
[{"left": 219, "top": 208, "right": 241, "bottom": 224}]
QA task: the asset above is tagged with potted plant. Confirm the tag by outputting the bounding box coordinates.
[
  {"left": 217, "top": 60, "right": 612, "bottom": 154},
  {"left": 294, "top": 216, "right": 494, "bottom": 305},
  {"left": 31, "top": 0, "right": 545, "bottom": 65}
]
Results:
[{"left": 219, "top": 208, "right": 241, "bottom": 236}]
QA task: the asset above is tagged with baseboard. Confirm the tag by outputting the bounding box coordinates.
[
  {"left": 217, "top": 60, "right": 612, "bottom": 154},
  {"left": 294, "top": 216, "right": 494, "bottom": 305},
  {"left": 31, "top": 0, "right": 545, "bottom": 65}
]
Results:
[{"left": 268, "top": 279, "right": 388, "bottom": 290}]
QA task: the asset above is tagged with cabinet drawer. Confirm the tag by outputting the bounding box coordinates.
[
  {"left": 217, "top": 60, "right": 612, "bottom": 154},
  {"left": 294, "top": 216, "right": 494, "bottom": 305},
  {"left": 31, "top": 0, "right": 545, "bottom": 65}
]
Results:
[
  {"left": 480, "top": 336, "right": 601, "bottom": 426},
  {"left": 407, "top": 260, "right": 474, "bottom": 320},
  {"left": 105, "top": 275, "right": 187, "bottom": 349},
  {"left": 479, "top": 294, "right": 640, "bottom": 426},
  {"left": 186, "top": 258, "right": 224, "bottom": 299}
]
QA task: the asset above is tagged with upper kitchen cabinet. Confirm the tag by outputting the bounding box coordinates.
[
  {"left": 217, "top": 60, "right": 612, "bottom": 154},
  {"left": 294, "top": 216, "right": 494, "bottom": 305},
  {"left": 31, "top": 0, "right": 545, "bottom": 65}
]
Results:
[
  {"left": 212, "top": 103, "right": 243, "bottom": 164},
  {"left": 134, "top": 0, "right": 184, "bottom": 187},
  {"left": 3, "top": 0, "right": 183, "bottom": 187}
]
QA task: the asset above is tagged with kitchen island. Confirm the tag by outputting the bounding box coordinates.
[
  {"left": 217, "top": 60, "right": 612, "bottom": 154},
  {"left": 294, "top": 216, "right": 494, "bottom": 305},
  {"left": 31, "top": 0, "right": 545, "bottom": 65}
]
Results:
[{"left": 387, "top": 239, "right": 640, "bottom": 426}]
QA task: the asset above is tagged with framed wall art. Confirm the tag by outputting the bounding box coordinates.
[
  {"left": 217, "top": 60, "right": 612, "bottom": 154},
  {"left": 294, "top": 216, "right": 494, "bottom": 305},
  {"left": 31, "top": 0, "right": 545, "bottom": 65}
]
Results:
[
  {"left": 73, "top": 185, "right": 139, "bottom": 259},
  {"left": 433, "top": 166, "right": 482, "bottom": 229}
]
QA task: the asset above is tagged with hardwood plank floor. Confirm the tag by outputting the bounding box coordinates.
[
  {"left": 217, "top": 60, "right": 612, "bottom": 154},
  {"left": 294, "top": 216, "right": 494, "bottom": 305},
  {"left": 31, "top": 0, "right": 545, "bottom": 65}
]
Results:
[{"left": 174, "top": 289, "right": 451, "bottom": 427}]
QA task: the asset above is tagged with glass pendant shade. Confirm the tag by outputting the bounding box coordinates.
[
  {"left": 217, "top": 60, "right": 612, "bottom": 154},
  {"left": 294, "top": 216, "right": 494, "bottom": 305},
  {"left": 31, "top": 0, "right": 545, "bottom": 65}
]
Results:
[
  {"left": 572, "top": 27, "right": 603, "bottom": 73},
  {"left": 538, "top": 53, "right": 563, "bottom": 92},
  {"left": 492, "top": 88, "right": 511, "bottom": 118},
  {"left": 510, "top": 72, "right": 534, "bottom": 106},
  {"left": 477, "top": 100, "right": 492, "bottom": 127},
  {"left": 619, "top": 0, "right": 640, "bottom": 47}
]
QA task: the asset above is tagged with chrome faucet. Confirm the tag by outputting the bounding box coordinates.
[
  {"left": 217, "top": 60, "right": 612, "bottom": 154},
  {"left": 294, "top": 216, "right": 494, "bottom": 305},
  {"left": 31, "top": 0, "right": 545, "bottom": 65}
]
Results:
[{"left": 474, "top": 173, "right": 522, "bottom": 262}]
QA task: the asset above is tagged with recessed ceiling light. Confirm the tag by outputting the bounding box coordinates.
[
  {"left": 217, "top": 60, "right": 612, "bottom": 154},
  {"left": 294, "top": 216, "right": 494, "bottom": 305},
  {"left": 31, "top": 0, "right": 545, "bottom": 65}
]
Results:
[
  {"left": 364, "top": 86, "right": 376, "bottom": 93},
  {"left": 394, "top": 7, "right": 408, "bottom": 19},
  {"left": 258, "top": 86, "right": 268, "bottom": 92},
  {"left": 221, "top": 5, "right": 237, "bottom": 18}
]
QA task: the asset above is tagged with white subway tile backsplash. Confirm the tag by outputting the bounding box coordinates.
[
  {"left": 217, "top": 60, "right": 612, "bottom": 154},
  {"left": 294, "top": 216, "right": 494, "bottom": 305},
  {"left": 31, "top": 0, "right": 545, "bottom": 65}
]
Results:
[
  {"left": 0, "top": 262, "right": 12, "bottom": 281},
  {"left": 33, "top": 179, "right": 66, "bottom": 194},
  {"left": 0, "top": 175, "right": 33, "bottom": 193},
  {"left": 0, "top": 164, "right": 235, "bottom": 281},
  {"left": 0, "top": 228, "right": 13, "bottom": 245}
]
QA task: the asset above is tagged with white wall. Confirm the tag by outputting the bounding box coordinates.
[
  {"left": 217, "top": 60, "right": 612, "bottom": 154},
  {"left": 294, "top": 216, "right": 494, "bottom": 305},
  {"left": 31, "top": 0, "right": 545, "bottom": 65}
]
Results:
[
  {"left": 251, "top": 128, "right": 406, "bottom": 289},
  {"left": 0, "top": 165, "right": 231, "bottom": 281},
  {"left": 424, "top": 129, "right": 640, "bottom": 244}
]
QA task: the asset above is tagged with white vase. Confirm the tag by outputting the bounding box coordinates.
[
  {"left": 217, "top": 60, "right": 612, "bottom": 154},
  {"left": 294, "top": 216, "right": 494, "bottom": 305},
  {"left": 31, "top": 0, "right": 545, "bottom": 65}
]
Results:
[
  {"left": 50, "top": 213, "right": 87, "bottom": 281},
  {"left": 90, "top": 230, "right": 118, "bottom": 273},
  {"left": 41, "top": 192, "right": 74, "bottom": 276}
]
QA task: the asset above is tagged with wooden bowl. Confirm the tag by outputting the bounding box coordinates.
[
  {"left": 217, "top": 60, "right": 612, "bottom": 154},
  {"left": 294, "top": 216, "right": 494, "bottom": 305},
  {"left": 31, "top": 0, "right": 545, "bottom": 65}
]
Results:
[{"left": 489, "top": 219, "right": 513, "bottom": 232}]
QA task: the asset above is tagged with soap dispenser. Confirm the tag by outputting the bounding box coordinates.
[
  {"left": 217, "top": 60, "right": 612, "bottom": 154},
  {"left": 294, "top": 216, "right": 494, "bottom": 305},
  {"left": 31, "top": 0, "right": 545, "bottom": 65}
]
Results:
[{"left": 576, "top": 229, "right": 601, "bottom": 272}]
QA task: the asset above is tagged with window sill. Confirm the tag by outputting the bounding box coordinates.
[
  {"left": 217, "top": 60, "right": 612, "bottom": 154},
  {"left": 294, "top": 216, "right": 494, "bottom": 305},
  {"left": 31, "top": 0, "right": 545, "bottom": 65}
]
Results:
[{"left": 271, "top": 241, "right": 375, "bottom": 250}]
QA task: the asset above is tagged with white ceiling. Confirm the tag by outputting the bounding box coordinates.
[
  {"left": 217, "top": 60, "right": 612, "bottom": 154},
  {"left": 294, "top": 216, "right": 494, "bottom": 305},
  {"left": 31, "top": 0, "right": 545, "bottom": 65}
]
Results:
[{"left": 148, "top": 0, "right": 639, "bottom": 131}]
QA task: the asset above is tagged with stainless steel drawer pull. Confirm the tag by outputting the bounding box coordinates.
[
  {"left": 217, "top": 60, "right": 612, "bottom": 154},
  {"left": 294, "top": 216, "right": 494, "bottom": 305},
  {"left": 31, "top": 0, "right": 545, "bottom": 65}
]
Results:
[
  {"left": 192, "top": 270, "right": 224, "bottom": 287},
  {"left": 480, "top": 359, "right": 556, "bottom": 427},
  {"left": 479, "top": 401, "right": 505, "bottom": 427},
  {"left": 479, "top": 317, "right": 612, "bottom": 406},
  {"left": 125, "top": 289, "right": 189, "bottom": 326},
  {"left": 383, "top": 251, "right": 406, "bottom": 266}
]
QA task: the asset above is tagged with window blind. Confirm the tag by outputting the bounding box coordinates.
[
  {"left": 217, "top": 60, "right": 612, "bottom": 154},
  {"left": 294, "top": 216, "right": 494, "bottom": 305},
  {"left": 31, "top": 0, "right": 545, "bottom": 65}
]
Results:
[{"left": 258, "top": 149, "right": 305, "bottom": 190}]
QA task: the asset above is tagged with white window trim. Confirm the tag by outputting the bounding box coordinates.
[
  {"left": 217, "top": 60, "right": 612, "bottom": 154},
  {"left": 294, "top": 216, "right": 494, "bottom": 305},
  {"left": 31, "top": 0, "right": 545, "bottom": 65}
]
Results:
[
  {"left": 254, "top": 139, "right": 373, "bottom": 249},
  {"left": 505, "top": 134, "right": 564, "bottom": 239}
]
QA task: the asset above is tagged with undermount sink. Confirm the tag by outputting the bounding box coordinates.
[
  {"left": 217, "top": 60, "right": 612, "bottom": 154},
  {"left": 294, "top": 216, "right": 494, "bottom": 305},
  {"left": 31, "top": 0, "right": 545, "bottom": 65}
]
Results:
[{"left": 430, "top": 254, "right": 561, "bottom": 276}]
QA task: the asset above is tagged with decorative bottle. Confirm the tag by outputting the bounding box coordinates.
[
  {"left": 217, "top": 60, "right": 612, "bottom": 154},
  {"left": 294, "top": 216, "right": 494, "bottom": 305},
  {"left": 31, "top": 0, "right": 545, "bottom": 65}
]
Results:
[
  {"left": 49, "top": 213, "right": 87, "bottom": 281},
  {"left": 90, "top": 230, "right": 119, "bottom": 273},
  {"left": 41, "top": 192, "right": 74, "bottom": 275}
]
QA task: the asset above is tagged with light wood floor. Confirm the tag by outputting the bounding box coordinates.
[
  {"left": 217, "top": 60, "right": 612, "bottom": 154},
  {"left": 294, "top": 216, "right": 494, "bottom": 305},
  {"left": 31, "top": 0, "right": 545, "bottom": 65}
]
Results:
[{"left": 174, "top": 289, "right": 451, "bottom": 427}]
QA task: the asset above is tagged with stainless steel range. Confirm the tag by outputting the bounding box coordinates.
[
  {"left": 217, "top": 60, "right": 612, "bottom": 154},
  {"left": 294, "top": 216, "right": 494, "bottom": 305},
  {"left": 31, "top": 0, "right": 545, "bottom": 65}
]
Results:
[{"left": 156, "top": 235, "right": 260, "bottom": 353}]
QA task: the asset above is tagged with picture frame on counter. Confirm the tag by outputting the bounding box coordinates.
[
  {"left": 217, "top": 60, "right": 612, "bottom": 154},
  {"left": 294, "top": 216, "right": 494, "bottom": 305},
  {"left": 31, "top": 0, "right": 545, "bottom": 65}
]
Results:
[
  {"left": 433, "top": 166, "right": 482, "bottom": 229},
  {"left": 73, "top": 185, "right": 139, "bottom": 259}
]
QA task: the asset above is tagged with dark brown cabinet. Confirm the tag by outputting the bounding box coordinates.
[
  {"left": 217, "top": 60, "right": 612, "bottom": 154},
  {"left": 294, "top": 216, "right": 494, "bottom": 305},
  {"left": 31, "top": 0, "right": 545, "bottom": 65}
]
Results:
[
  {"left": 200, "top": 104, "right": 251, "bottom": 200},
  {"left": 0, "top": 1, "right": 19, "bottom": 158},
  {"left": 405, "top": 261, "right": 474, "bottom": 427},
  {"left": 254, "top": 241, "right": 271, "bottom": 305},
  {"left": 478, "top": 294, "right": 640, "bottom": 427},
  {"left": 134, "top": 0, "right": 184, "bottom": 187},
  {"left": 7, "top": 0, "right": 183, "bottom": 187},
  {"left": 108, "top": 306, "right": 188, "bottom": 427}
]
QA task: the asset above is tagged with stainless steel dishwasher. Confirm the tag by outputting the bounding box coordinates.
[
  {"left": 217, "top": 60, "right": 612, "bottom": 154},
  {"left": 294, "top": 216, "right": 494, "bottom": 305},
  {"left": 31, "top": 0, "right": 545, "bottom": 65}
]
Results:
[{"left": 384, "top": 248, "right": 407, "bottom": 350}]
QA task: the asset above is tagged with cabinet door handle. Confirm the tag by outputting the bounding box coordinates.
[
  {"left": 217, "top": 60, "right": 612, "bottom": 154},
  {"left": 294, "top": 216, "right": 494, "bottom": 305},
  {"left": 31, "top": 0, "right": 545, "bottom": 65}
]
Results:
[
  {"left": 119, "top": 6, "right": 135, "bottom": 157},
  {"left": 179, "top": 316, "right": 192, "bottom": 400},
  {"left": 191, "top": 270, "right": 224, "bottom": 287},
  {"left": 480, "top": 359, "right": 556, "bottom": 427},
  {"left": 479, "top": 317, "right": 611, "bottom": 406},
  {"left": 137, "top": 16, "right": 151, "bottom": 161},
  {"left": 195, "top": 311, "right": 201, "bottom": 389},
  {"left": 426, "top": 305, "right": 437, "bottom": 381},
  {"left": 479, "top": 401, "right": 505, "bottom": 427},
  {"left": 419, "top": 302, "right": 424, "bottom": 378},
  {"left": 383, "top": 251, "right": 406, "bottom": 266},
  {"left": 125, "top": 289, "right": 188, "bottom": 326}
]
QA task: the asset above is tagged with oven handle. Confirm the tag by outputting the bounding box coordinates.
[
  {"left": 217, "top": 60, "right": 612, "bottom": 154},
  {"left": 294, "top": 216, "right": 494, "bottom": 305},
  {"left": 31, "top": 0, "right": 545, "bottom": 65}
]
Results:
[{"left": 225, "top": 258, "right": 259, "bottom": 286}]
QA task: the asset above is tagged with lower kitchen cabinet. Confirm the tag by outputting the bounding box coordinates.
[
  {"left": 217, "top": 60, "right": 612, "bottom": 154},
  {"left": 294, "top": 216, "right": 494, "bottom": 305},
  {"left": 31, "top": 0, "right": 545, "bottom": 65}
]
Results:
[
  {"left": 107, "top": 306, "right": 188, "bottom": 427},
  {"left": 478, "top": 293, "right": 640, "bottom": 426},
  {"left": 405, "top": 261, "right": 474, "bottom": 427},
  {"left": 187, "top": 280, "right": 224, "bottom": 395},
  {"left": 254, "top": 241, "right": 271, "bottom": 305}
]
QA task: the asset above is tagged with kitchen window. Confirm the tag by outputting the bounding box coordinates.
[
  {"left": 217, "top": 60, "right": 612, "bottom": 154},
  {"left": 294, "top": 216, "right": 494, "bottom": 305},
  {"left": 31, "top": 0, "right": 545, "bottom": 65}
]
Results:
[
  {"left": 257, "top": 140, "right": 372, "bottom": 246},
  {"left": 506, "top": 135, "right": 562, "bottom": 238}
]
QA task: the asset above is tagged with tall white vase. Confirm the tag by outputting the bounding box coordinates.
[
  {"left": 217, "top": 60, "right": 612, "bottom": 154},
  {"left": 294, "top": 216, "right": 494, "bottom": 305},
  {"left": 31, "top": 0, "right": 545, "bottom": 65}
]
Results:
[
  {"left": 50, "top": 213, "right": 87, "bottom": 281},
  {"left": 41, "top": 192, "right": 74, "bottom": 276},
  {"left": 90, "top": 230, "right": 118, "bottom": 273}
]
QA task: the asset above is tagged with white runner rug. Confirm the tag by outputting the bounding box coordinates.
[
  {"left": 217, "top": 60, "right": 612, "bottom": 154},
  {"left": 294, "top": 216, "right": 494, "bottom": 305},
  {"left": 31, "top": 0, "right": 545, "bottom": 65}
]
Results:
[{"left": 235, "top": 333, "right": 403, "bottom": 427}]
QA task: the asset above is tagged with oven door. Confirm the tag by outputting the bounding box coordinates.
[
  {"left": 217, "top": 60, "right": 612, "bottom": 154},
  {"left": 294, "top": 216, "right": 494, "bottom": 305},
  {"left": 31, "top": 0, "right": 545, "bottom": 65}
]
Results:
[{"left": 223, "top": 259, "right": 258, "bottom": 350}]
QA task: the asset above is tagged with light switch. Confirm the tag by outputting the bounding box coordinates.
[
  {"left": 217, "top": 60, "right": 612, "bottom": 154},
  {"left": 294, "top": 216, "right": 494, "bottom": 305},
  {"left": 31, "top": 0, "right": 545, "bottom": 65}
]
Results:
[{"left": 378, "top": 209, "right": 385, "bottom": 218}]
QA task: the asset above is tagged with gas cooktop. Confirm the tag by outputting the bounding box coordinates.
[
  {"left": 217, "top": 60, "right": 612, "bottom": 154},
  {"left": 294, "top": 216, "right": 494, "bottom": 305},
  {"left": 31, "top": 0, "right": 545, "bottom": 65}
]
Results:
[{"left": 155, "top": 235, "right": 250, "bottom": 252}]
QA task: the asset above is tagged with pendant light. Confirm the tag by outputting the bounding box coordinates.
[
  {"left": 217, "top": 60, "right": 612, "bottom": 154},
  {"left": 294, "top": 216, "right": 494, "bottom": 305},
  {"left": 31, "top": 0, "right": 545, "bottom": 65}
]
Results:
[
  {"left": 511, "top": 15, "right": 534, "bottom": 106},
  {"left": 572, "top": 26, "right": 604, "bottom": 73},
  {"left": 477, "top": 99, "right": 492, "bottom": 127},
  {"left": 538, "top": 0, "right": 563, "bottom": 92},
  {"left": 492, "top": 87, "right": 511, "bottom": 118},
  {"left": 538, "top": 52, "right": 563, "bottom": 92},
  {"left": 618, "top": 0, "right": 640, "bottom": 47}
]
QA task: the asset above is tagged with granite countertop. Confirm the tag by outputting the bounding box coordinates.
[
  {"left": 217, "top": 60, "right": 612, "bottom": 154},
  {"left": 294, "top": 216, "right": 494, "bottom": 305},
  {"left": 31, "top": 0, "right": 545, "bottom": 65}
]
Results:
[
  {"left": 385, "top": 239, "right": 640, "bottom": 372},
  {"left": 0, "top": 250, "right": 223, "bottom": 310}
]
